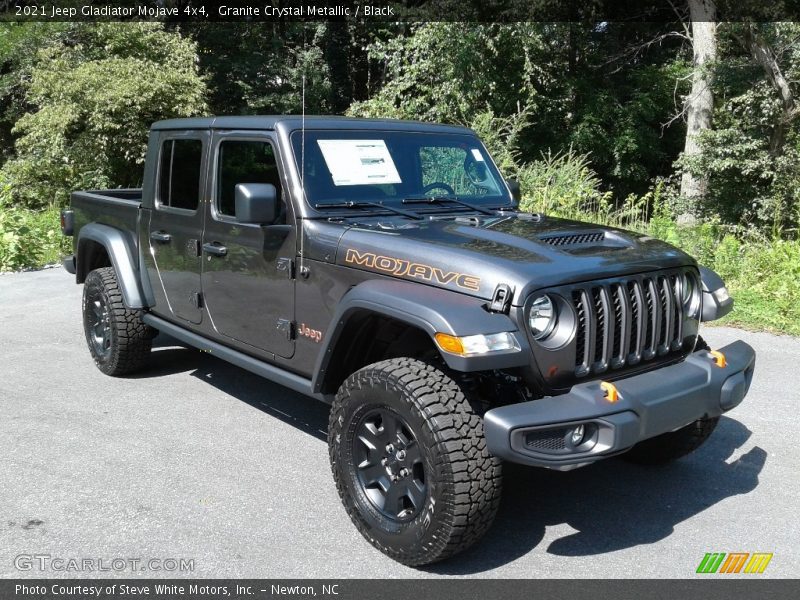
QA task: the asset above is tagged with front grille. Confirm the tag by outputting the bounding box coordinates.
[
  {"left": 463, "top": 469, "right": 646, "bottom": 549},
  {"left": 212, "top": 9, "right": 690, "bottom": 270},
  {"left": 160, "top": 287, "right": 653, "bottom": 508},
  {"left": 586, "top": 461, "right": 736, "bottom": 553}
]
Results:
[
  {"left": 571, "top": 272, "right": 693, "bottom": 378},
  {"left": 539, "top": 232, "right": 605, "bottom": 246}
]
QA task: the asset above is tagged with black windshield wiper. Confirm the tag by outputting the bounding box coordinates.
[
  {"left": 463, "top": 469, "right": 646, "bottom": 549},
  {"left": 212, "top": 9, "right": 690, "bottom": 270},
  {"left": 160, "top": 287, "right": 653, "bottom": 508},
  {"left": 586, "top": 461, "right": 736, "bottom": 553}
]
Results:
[
  {"left": 314, "top": 201, "right": 422, "bottom": 220},
  {"left": 402, "top": 195, "right": 496, "bottom": 215}
]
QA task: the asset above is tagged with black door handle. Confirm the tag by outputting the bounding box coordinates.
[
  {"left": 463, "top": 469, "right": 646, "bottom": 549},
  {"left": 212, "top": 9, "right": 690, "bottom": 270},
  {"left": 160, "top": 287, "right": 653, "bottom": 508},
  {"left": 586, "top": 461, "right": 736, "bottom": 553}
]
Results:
[
  {"left": 202, "top": 242, "right": 228, "bottom": 257},
  {"left": 150, "top": 231, "right": 171, "bottom": 243}
]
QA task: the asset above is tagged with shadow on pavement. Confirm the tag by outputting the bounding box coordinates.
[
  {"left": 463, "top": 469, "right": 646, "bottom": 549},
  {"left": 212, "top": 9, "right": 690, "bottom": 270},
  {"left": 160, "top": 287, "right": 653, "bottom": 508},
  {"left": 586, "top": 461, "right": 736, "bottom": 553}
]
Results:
[
  {"left": 137, "top": 339, "right": 767, "bottom": 575},
  {"left": 138, "top": 338, "right": 329, "bottom": 441},
  {"left": 429, "top": 416, "right": 766, "bottom": 575}
]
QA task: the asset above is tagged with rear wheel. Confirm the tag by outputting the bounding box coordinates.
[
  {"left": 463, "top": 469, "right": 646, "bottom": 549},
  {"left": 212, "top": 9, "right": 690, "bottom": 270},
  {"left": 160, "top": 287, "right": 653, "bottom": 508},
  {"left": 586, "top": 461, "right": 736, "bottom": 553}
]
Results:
[
  {"left": 82, "top": 267, "right": 154, "bottom": 376},
  {"left": 328, "top": 357, "right": 502, "bottom": 566}
]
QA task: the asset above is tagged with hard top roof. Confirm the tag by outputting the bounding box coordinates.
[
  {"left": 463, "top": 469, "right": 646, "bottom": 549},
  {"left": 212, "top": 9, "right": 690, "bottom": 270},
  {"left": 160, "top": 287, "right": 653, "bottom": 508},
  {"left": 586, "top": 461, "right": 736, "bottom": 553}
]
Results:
[{"left": 151, "top": 115, "right": 474, "bottom": 135}]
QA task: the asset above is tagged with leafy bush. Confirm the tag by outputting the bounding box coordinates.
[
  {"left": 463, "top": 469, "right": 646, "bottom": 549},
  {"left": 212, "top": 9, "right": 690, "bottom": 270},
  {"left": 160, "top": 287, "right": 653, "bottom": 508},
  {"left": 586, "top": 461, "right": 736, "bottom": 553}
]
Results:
[
  {"left": 0, "top": 176, "right": 66, "bottom": 271},
  {"left": 517, "top": 148, "right": 611, "bottom": 218},
  {"left": 468, "top": 109, "right": 530, "bottom": 174},
  {"left": 716, "top": 238, "right": 800, "bottom": 335}
]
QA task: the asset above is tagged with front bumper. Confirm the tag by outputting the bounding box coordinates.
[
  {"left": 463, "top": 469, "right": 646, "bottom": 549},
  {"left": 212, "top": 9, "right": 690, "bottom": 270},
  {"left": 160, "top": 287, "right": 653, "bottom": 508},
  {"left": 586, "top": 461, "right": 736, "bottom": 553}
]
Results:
[{"left": 484, "top": 340, "right": 755, "bottom": 470}]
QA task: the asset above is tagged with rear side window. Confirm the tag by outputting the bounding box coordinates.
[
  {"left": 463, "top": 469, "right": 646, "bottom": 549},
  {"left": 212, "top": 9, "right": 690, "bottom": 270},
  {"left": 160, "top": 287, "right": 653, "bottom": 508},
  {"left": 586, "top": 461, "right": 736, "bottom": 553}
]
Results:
[{"left": 157, "top": 139, "right": 203, "bottom": 211}]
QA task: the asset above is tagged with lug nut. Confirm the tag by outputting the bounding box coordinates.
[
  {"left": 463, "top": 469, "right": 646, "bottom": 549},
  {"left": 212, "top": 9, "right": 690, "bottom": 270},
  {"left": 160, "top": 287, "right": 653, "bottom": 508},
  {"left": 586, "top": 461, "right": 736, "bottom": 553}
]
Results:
[
  {"left": 396, "top": 450, "right": 406, "bottom": 460},
  {"left": 385, "top": 444, "right": 395, "bottom": 454},
  {"left": 399, "top": 468, "right": 410, "bottom": 478},
  {"left": 381, "top": 457, "right": 388, "bottom": 466}
]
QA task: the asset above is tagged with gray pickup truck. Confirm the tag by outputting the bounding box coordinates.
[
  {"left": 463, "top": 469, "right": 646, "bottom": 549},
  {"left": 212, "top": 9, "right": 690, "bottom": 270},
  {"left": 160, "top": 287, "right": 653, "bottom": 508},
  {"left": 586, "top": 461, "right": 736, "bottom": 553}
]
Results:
[{"left": 61, "top": 116, "right": 755, "bottom": 566}]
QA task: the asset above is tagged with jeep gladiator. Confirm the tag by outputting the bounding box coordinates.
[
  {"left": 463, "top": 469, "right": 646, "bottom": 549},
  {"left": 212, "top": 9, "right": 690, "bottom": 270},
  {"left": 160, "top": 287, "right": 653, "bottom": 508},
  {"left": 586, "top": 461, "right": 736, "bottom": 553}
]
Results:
[{"left": 61, "top": 116, "right": 756, "bottom": 566}]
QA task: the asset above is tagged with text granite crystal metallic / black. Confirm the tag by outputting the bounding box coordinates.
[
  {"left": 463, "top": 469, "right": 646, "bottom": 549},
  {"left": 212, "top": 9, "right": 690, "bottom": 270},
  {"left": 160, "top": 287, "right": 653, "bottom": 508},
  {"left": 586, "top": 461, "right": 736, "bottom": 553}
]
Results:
[{"left": 60, "top": 115, "right": 755, "bottom": 566}]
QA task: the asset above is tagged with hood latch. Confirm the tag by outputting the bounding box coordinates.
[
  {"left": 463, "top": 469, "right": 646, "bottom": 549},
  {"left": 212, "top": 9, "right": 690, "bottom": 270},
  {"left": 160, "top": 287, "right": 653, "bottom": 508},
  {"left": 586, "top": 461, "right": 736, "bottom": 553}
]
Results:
[{"left": 489, "top": 283, "right": 514, "bottom": 314}]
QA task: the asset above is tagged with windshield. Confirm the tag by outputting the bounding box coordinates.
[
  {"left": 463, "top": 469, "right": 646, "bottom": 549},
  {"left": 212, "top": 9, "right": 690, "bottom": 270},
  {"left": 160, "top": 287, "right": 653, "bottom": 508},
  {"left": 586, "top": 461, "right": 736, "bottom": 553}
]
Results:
[{"left": 290, "top": 130, "right": 512, "bottom": 209}]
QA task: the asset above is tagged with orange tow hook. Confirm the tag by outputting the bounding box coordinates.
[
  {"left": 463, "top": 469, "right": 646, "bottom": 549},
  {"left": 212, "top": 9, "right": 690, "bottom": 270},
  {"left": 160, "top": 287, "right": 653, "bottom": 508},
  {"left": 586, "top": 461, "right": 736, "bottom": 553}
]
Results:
[
  {"left": 600, "top": 381, "right": 619, "bottom": 403},
  {"left": 709, "top": 350, "right": 727, "bottom": 368}
]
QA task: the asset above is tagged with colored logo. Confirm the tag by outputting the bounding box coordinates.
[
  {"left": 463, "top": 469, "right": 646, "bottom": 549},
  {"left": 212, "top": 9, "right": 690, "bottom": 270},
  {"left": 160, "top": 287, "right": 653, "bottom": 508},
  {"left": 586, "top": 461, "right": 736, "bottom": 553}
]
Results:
[{"left": 696, "top": 552, "right": 773, "bottom": 574}]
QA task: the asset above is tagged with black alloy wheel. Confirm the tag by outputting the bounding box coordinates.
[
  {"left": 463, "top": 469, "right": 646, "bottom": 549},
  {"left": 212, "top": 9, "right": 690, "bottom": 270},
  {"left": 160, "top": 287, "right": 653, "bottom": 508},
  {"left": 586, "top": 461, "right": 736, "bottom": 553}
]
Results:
[
  {"left": 87, "top": 292, "right": 112, "bottom": 359},
  {"left": 352, "top": 407, "right": 427, "bottom": 522}
]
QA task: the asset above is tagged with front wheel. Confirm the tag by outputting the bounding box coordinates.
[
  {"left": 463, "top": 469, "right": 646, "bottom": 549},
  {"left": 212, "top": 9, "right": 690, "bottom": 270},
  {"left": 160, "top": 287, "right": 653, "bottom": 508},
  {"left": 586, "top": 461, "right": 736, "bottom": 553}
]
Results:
[{"left": 328, "top": 358, "right": 502, "bottom": 566}]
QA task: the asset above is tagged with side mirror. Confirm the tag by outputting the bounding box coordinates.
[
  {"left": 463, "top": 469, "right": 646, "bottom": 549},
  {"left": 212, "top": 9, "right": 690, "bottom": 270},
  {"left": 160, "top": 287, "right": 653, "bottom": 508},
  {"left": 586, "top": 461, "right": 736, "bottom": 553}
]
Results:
[
  {"left": 506, "top": 179, "right": 521, "bottom": 203},
  {"left": 235, "top": 183, "right": 278, "bottom": 224}
]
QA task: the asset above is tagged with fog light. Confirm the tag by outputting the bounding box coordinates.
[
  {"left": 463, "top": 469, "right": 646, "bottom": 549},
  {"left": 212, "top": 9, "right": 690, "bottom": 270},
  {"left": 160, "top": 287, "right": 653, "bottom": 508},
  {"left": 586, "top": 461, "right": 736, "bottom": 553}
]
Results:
[{"left": 569, "top": 424, "right": 585, "bottom": 446}]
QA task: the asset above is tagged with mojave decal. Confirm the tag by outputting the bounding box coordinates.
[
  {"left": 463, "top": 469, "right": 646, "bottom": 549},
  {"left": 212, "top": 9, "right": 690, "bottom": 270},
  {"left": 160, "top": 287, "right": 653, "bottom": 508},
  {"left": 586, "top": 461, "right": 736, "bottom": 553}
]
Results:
[{"left": 345, "top": 249, "right": 481, "bottom": 291}]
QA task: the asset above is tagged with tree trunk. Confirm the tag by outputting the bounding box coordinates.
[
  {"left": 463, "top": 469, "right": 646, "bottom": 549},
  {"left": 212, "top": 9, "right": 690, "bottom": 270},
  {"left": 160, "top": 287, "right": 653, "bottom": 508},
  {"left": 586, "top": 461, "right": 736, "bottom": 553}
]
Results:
[
  {"left": 680, "top": 0, "right": 717, "bottom": 216},
  {"left": 742, "top": 24, "right": 797, "bottom": 157}
]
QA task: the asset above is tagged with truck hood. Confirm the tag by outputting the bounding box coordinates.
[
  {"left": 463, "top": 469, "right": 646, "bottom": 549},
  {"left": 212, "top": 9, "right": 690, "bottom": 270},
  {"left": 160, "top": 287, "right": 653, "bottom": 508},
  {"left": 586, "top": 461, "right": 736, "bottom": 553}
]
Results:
[{"left": 334, "top": 213, "right": 695, "bottom": 306}]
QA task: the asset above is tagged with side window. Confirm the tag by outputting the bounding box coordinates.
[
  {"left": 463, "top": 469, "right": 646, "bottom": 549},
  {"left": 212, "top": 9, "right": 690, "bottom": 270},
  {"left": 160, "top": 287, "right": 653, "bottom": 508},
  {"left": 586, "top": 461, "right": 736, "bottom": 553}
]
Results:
[
  {"left": 217, "top": 140, "right": 284, "bottom": 221},
  {"left": 157, "top": 139, "right": 203, "bottom": 211}
]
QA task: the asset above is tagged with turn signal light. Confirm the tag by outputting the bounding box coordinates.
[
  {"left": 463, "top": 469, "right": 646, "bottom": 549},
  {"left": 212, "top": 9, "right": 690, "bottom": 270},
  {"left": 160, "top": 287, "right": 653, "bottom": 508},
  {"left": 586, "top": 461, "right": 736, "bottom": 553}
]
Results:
[
  {"left": 434, "top": 333, "right": 465, "bottom": 355},
  {"left": 600, "top": 381, "right": 619, "bottom": 403},
  {"left": 709, "top": 350, "right": 727, "bottom": 368}
]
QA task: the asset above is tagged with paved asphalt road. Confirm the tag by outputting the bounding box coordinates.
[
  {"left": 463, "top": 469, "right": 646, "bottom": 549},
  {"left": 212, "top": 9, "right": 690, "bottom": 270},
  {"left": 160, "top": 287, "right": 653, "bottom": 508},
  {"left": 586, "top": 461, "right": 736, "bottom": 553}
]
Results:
[{"left": 1, "top": 268, "right": 797, "bottom": 579}]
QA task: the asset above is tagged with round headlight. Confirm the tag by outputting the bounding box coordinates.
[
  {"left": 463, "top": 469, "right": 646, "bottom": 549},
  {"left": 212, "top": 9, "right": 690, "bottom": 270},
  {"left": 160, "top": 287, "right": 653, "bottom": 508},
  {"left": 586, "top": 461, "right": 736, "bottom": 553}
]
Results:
[{"left": 529, "top": 295, "right": 557, "bottom": 340}]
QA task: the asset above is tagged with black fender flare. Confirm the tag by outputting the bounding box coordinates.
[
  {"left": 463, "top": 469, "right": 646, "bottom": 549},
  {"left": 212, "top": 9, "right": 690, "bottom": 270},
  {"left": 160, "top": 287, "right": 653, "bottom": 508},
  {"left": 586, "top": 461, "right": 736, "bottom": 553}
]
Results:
[
  {"left": 311, "top": 279, "right": 530, "bottom": 394},
  {"left": 77, "top": 223, "right": 147, "bottom": 309}
]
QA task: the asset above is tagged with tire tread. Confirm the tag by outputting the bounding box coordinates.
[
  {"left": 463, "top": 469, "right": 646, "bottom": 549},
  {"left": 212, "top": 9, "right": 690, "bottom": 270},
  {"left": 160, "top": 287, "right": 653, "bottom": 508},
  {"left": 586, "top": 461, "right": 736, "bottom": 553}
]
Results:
[
  {"left": 329, "top": 357, "right": 502, "bottom": 566},
  {"left": 83, "top": 267, "right": 154, "bottom": 376}
]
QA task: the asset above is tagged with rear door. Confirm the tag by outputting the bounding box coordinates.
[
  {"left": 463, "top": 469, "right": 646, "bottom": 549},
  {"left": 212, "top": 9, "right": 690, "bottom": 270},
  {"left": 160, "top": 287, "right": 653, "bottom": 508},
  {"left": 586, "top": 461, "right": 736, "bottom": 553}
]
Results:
[
  {"left": 147, "top": 130, "right": 209, "bottom": 324},
  {"left": 200, "top": 131, "right": 296, "bottom": 358}
]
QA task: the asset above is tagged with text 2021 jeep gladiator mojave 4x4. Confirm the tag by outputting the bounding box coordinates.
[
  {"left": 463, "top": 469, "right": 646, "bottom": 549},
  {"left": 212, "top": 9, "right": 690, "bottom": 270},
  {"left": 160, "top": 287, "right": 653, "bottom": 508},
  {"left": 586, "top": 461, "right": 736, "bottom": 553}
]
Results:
[{"left": 61, "top": 116, "right": 755, "bottom": 566}]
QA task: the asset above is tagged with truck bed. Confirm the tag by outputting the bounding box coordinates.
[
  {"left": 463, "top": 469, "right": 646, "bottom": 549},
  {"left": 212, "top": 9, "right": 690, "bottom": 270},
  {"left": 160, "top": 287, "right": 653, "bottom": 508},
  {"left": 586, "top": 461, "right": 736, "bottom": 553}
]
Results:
[{"left": 70, "top": 189, "right": 143, "bottom": 263}]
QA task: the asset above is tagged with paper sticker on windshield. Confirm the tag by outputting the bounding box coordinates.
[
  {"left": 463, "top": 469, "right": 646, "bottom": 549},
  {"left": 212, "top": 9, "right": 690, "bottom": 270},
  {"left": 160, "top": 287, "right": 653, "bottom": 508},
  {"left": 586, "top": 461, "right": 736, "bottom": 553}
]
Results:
[
  {"left": 471, "top": 148, "right": 485, "bottom": 161},
  {"left": 317, "top": 140, "right": 402, "bottom": 186}
]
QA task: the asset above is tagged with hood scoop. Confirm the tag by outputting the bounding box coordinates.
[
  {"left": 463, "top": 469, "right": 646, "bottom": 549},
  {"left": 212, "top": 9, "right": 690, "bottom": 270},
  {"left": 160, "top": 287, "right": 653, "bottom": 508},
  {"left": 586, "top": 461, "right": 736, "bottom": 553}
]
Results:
[
  {"left": 538, "top": 230, "right": 634, "bottom": 251},
  {"left": 539, "top": 231, "right": 605, "bottom": 246}
]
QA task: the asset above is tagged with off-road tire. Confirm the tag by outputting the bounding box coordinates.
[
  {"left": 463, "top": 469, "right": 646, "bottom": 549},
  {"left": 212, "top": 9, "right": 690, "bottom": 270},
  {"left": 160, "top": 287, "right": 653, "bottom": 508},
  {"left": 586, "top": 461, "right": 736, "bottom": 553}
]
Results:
[
  {"left": 82, "top": 267, "right": 154, "bottom": 376},
  {"left": 622, "top": 334, "right": 718, "bottom": 465},
  {"left": 328, "top": 358, "right": 502, "bottom": 566}
]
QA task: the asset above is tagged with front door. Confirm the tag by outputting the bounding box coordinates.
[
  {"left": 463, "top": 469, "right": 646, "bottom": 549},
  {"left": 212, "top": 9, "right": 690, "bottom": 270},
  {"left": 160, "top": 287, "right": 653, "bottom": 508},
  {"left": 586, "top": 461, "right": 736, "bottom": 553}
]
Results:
[
  {"left": 147, "top": 131, "right": 208, "bottom": 324},
  {"left": 200, "top": 132, "right": 296, "bottom": 358}
]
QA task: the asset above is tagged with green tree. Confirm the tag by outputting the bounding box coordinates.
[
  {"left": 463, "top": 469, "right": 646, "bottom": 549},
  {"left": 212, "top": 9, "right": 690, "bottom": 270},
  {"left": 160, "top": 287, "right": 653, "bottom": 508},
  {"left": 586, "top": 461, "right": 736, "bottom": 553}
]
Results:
[
  {"left": 1, "top": 22, "right": 207, "bottom": 208},
  {"left": 349, "top": 22, "right": 691, "bottom": 198},
  {"left": 683, "top": 22, "right": 800, "bottom": 231},
  {"left": 182, "top": 21, "right": 390, "bottom": 117},
  {"left": 348, "top": 23, "right": 547, "bottom": 124},
  {"left": 0, "top": 22, "right": 70, "bottom": 166}
]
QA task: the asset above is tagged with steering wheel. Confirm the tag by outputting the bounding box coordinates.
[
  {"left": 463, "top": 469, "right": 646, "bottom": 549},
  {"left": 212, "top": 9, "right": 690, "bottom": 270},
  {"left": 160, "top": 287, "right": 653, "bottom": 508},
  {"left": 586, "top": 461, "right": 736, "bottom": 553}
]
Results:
[{"left": 421, "top": 182, "right": 456, "bottom": 196}]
